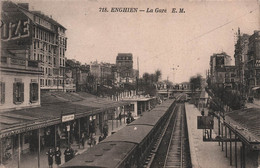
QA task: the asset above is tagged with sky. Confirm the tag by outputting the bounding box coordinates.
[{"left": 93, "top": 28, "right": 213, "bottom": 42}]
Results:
[{"left": 12, "top": 0, "right": 260, "bottom": 83}]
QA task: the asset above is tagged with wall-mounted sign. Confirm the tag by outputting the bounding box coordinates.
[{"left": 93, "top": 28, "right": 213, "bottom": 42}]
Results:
[{"left": 62, "top": 114, "right": 75, "bottom": 123}]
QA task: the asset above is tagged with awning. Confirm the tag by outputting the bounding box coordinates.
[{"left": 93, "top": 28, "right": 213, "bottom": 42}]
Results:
[{"left": 252, "top": 87, "right": 260, "bottom": 91}]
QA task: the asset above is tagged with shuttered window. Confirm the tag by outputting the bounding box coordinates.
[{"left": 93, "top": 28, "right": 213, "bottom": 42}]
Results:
[
  {"left": 0, "top": 82, "right": 5, "bottom": 104},
  {"left": 13, "top": 82, "right": 24, "bottom": 104},
  {"left": 30, "top": 83, "right": 39, "bottom": 102}
]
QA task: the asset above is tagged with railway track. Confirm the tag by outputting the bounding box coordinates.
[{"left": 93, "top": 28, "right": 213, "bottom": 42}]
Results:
[
  {"left": 147, "top": 98, "right": 191, "bottom": 168},
  {"left": 163, "top": 104, "right": 184, "bottom": 168}
]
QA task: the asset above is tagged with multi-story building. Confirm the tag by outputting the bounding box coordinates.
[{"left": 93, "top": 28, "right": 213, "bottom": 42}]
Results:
[
  {"left": 116, "top": 53, "right": 136, "bottom": 84},
  {"left": 210, "top": 52, "right": 231, "bottom": 84},
  {"left": 209, "top": 52, "right": 236, "bottom": 88},
  {"left": 246, "top": 30, "right": 260, "bottom": 96},
  {"left": 90, "top": 61, "right": 114, "bottom": 86},
  {"left": 2, "top": 2, "right": 67, "bottom": 91},
  {"left": 1, "top": 1, "right": 42, "bottom": 111},
  {"left": 234, "top": 28, "right": 250, "bottom": 94}
]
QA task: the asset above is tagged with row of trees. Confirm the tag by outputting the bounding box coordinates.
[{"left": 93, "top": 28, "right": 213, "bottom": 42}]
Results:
[{"left": 138, "top": 70, "right": 162, "bottom": 96}]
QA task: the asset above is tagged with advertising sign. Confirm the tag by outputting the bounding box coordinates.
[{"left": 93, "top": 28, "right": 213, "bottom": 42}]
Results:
[{"left": 1, "top": 2, "right": 32, "bottom": 48}]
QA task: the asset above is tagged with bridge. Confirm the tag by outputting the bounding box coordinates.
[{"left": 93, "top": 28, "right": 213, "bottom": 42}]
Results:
[{"left": 157, "top": 89, "right": 200, "bottom": 97}]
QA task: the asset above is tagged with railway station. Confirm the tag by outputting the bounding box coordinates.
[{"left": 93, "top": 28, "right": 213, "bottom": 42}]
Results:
[
  {"left": 1, "top": 1, "right": 260, "bottom": 168},
  {"left": 0, "top": 92, "right": 133, "bottom": 167}
]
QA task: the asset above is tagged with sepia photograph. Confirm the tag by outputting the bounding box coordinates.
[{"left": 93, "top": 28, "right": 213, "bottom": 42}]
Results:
[{"left": 0, "top": 0, "right": 260, "bottom": 167}]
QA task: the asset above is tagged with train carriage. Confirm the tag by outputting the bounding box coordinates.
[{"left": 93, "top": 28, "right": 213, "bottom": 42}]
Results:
[
  {"left": 61, "top": 99, "right": 176, "bottom": 168},
  {"left": 61, "top": 142, "right": 136, "bottom": 168}
]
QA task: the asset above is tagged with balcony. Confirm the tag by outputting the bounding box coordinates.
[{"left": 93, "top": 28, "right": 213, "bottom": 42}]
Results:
[{"left": 0, "top": 57, "right": 41, "bottom": 74}]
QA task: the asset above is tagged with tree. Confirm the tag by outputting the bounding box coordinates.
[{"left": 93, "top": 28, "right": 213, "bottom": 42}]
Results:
[
  {"left": 155, "top": 69, "right": 162, "bottom": 82},
  {"left": 143, "top": 73, "right": 150, "bottom": 85},
  {"left": 190, "top": 74, "right": 202, "bottom": 92}
]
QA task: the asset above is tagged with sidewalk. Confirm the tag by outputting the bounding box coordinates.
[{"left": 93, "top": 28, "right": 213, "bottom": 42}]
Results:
[
  {"left": 185, "top": 103, "right": 234, "bottom": 168},
  {"left": 5, "top": 118, "right": 127, "bottom": 168}
]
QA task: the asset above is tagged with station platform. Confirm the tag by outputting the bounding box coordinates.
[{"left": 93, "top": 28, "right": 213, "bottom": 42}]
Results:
[
  {"left": 3, "top": 119, "right": 127, "bottom": 168},
  {"left": 185, "top": 103, "right": 234, "bottom": 168}
]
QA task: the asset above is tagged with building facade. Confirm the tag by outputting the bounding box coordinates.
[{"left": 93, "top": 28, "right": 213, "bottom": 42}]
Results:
[
  {"left": 2, "top": 2, "right": 67, "bottom": 91},
  {"left": 90, "top": 61, "right": 114, "bottom": 86},
  {"left": 1, "top": 1, "right": 43, "bottom": 111},
  {"left": 246, "top": 30, "right": 260, "bottom": 96},
  {"left": 209, "top": 52, "right": 232, "bottom": 87},
  {"left": 116, "top": 53, "right": 135, "bottom": 84},
  {"left": 234, "top": 28, "right": 250, "bottom": 95}
]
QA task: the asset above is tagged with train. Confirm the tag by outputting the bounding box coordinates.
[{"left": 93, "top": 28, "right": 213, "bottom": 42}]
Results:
[{"left": 61, "top": 98, "right": 181, "bottom": 168}]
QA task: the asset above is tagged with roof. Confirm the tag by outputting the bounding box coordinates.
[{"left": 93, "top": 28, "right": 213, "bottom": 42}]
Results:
[
  {"left": 225, "top": 108, "right": 260, "bottom": 144},
  {"left": 61, "top": 142, "right": 136, "bottom": 168},
  {"left": 129, "top": 112, "right": 162, "bottom": 126},
  {"left": 0, "top": 92, "right": 129, "bottom": 138},
  {"left": 101, "top": 125, "right": 153, "bottom": 144},
  {"left": 12, "top": 1, "right": 66, "bottom": 30}
]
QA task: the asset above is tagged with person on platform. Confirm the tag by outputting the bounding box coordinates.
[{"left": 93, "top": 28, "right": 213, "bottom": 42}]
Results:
[
  {"left": 55, "top": 146, "right": 61, "bottom": 166},
  {"left": 103, "top": 123, "right": 108, "bottom": 138},
  {"left": 119, "top": 112, "right": 122, "bottom": 124},
  {"left": 64, "top": 147, "right": 73, "bottom": 162},
  {"left": 80, "top": 133, "right": 85, "bottom": 149},
  {"left": 99, "top": 134, "right": 104, "bottom": 142},
  {"left": 201, "top": 108, "right": 205, "bottom": 116},
  {"left": 126, "top": 117, "right": 130, "bottom": 124},
  {"left": 46, "top": 148, "right": 54, "bottom": 168}
]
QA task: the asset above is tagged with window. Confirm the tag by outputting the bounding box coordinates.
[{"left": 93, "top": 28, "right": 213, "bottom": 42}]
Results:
[
  {"left": 13, "top": 82, "right": 24, "bottom": 104},
  {"left": 0, "top": 82, "right": 5, "bottom": 104},
  {"left": 30, "top": 83, "right": 39, "bottom": 102}
]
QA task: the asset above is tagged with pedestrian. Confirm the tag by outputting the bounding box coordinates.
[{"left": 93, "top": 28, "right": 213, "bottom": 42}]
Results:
[
  {"left": 46, "top": 148, "right": 54, "bottom": 168},
  {"left": 99, "top": 134, "right": 104, "bottom": 143},
  {"left": 103, "top": 123, "right": 108, "bottom": 138},
  {"left": 69, "top": 147, "right": 74, "bottom": 160},
  {"left": 126, "top": 117, "right": 130, "bottom": 124},
  {"left": 201, "top": 109, "right": 205, "bottom": 116},
  {"left": 119, "top": 112, "right": 122, "bottom": 124},
  {"left": 64, "top": 147, "right": 72, "bottom": 162},
  {"left": 80, "top": 133, "right": 85, "bottom": 149},
  {"left": 54, "top": 146, "right": 61, "bottom": 166}
]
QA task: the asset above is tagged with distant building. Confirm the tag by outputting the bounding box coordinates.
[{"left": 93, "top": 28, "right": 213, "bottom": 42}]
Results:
[
  {"left": 116, "top": 53, "right": 138, "bottom": 84},
  {"left": 90, "top": 61, "right": 114, "bottom": 86},
  {"left": 209, "top": 52, "right": 232, "bottom": 87}
]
